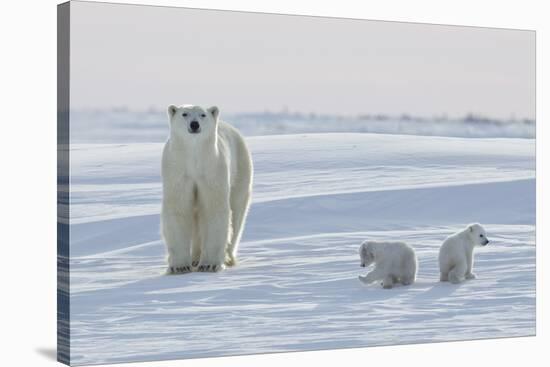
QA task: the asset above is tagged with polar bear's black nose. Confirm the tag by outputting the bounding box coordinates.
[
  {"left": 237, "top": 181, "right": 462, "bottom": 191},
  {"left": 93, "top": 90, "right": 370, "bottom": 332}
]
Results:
[{"left": 190, "top": 120, "right": 200, "bottom": 132}]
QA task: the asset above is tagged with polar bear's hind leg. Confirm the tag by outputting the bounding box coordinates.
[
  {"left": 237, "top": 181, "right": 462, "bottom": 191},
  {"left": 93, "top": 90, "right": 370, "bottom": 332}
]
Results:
[
  {"left": 226, "top": 182, "right": 251, "bottom": 267},
  {"left": 399, "top": 258, "right": 416, "bottom": 286},
  {"left": 439, "top": 260, "right": 451, "bottom": 281},
  {"left": 400, "top": 275, "right": 414, "bottom": 286},
  {"left": 448, "top": 262, "right": 467, "bottom": 284}
]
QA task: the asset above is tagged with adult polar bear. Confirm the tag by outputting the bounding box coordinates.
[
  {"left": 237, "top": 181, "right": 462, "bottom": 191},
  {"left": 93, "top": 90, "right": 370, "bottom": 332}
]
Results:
[{"left": 161, "top": 105, "right": 253, "bottom": 273}]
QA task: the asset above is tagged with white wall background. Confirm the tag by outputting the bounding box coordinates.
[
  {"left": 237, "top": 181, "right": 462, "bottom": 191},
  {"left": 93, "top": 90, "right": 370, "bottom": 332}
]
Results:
[{"left": 0, "top": 0, "right": 546, "bottom": 367}]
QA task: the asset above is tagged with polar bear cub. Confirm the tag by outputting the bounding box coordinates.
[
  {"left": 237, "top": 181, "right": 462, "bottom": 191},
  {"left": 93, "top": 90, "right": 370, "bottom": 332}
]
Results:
[
  {"left": 438, "top": 223, "right": 489, "bottom": 284},
  {"left": 161, "top": 105, "right": 253, "bottom": 274},
  {"left": 358, "top": 240, "right": 417, "bottom": 289}
]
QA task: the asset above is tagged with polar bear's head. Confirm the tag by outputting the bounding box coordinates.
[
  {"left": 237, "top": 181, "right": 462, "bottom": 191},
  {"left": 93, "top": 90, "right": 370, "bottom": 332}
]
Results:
[
  {"left": 467, "top": 223, "right": 489, "bottom": 246},
  {"left": 167, "top": 104, "right": 219, "bottom": 141},
  {"left": 359, "top": 241, "right": 375, "bottom": 267}
]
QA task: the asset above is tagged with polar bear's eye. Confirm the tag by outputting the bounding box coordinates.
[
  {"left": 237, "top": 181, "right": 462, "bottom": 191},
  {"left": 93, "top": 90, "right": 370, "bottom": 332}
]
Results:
[
  {"left": 479, "top": 234, "right": 484, "bottom": 237},
  {"left": 182, "top": 113, "right": 188, "bottom": 117},
  {"left": 201, "top": 113, "right": 206, "bottom": 118}
]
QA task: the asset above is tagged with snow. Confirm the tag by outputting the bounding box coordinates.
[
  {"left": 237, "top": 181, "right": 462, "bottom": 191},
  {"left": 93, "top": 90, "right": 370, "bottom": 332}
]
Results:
[
  {"left": 67, "top": 133, "right": 535, "bottom": 365},
  {"left": 69, "top": 109, "right": 536, "bottom": 143}
]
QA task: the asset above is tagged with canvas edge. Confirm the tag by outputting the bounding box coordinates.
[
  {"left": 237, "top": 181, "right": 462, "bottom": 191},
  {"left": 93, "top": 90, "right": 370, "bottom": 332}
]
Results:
[{"left": 57, "top": 1, "right": 71, "bottom": 365}]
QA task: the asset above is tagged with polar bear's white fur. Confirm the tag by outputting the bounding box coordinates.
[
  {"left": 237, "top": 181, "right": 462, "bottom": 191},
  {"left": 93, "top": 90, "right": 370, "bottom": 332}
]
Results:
[
  {"left": 161, "top": 105, "right": 253, "bottom": 273},
  {"left": 438, "top": 223, "right": 489, "bottom": 284},
  {"left": 358, "top": 240, "right": 417, "bottom": 289}
]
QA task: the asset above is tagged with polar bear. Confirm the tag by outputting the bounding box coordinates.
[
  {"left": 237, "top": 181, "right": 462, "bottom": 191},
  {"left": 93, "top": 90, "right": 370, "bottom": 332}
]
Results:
[
  {"left": 438, "top": 223, "right": 489, "bottom": 284},
  {"left": 358, "top": 240, "right": 417, "bottom": 289},
  {"left": 161, "top": 105, "right": 253, "bottom": 273}
]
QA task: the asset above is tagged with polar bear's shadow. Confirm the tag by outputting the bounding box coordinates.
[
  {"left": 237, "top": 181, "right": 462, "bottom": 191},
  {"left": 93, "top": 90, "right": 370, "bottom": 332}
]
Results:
[
  {"left": 357, "top": 278, "right": 430, "bottom": 300},
  {"left": 410, "top": 281, "right": 462, "bottom": 301}
]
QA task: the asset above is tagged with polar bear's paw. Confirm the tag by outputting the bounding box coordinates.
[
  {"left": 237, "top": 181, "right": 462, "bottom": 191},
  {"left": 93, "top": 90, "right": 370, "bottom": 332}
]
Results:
[
  {"left": 448, "top": 274, "right": 463, "bottom": 284},
  {"left": 465, "top": 272, "right": 477, "bottom": 280},
  {"left": 168, "top": 265, "right": 193, "bottom": 274},
  {"left": 197, "top": 264, "right": 225, "bottom": 272},
  {"left": 400, "top": 277, "right": 414, "bottom": 286},
  {"left": 224, "top": 252, "right": 237, "bottom": 267},
  {"left": 381, "top": 275, "right": 395, "bottom": 289}
]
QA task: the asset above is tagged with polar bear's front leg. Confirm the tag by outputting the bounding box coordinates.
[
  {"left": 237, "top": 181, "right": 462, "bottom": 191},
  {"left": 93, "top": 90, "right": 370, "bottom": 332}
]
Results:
[
  {"left": 162, "top": 213, "right": 193, "bottom": 274},
  {"left": 465, "top": 251, "right": 476, "bottom": 279},
  {"left": 191, "top": 211, "right": 202, "bottom": 267},
  {"left": 382, "top": 275, "right": 395, "bottom": 289},
  {"left": 197, "top": 189, "right": 230, "bottom": 272},
  {"left": 191, "top": 235, "right": 202, "bottom": 268},
  {"left": 359, "top": 267, "right": 384, "bottom": 284}
]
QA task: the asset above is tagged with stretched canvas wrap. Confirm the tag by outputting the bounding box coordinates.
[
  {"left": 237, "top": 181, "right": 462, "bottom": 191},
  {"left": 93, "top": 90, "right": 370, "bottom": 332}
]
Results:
[{"left": 57, "top": 1, "right": 536, "bottom": 365}]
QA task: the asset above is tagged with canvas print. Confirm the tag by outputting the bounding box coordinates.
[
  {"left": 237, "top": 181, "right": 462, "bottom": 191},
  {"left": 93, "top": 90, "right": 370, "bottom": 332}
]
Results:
[{"left": 57, "top": 1, "right": 536, "bottom": 365}]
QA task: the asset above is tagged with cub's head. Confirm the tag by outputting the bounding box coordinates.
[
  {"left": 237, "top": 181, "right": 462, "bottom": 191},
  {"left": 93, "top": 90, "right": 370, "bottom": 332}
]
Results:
[
  {"left": 467, "top": 223, "right": 489, "bottom": 246},
  {"left": 167, "top": 105, "right": 219, "bottom": 140},
  {"left": 359, "top": 241, "right": 375, "bottom": 268}
]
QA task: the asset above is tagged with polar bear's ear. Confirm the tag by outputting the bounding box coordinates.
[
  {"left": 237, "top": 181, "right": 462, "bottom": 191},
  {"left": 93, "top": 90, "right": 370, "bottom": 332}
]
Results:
[
  {"left": 468, "top": 224, "right": 474, "bottom": 232},
  {"left": 168, "top": 105, "right": 178, "bottom": 118},
  {"left": 207, "top": 106, "right": 219, "bottom": 121}
]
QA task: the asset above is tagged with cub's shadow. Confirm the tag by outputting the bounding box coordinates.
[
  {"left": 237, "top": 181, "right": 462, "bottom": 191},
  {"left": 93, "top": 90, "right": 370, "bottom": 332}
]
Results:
[{"left": 411, "top": 281, "right": 462, "bottom": 301}]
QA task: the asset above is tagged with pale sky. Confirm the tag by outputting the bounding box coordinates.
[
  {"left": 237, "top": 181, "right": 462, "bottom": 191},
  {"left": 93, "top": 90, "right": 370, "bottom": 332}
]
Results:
[{"left": 70, "top": 1, "right": 535, "bottom": 119}]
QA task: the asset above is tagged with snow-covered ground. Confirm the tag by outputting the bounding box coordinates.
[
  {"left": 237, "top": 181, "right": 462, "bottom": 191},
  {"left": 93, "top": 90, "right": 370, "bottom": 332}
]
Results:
[
  {"left": 70, "top": 109, "right": 536, "bottom": 143},
  {"left": 68, "top": 133, "right": 535, "bottom": 365}
]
